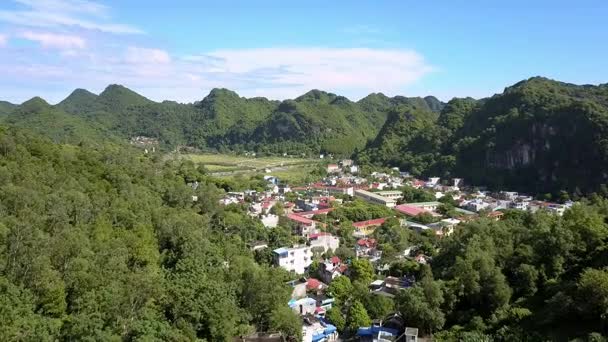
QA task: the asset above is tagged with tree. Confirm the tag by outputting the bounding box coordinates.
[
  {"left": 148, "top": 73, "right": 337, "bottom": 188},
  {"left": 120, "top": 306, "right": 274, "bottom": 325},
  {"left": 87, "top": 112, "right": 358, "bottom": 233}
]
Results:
[
  {"left": 396, "top": 282, "right": 445, "bottom": 334},
  {"left": 269, "top": 306, "right": 302, "bottom": 341},
  {"left": 363, "top": 294, "right": 395, "bottom": 320},
  {"left": 346, "top": 301, "right": 371, "bottom": 331},
  {"left": 327, "top": 276, "right": 353, "bottom": 305},
  {"left": 326, "top": 307, "right": 346, "bottom": 332},
  {"left": 349, "top": 259, "right": 375, "bottom": 284},
  {"left": 577, "top": 268, "right": 608, "bottom": 323}
]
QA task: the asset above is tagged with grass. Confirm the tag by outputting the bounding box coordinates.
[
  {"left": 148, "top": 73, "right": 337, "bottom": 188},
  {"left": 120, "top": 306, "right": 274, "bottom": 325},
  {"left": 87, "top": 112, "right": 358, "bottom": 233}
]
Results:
[{"left": 182, "top": 153, "right": 323, "bottom": 185}]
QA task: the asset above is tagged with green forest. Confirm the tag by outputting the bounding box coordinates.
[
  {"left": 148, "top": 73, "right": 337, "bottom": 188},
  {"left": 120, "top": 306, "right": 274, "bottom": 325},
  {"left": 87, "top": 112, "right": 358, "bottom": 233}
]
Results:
[{"left": 0, "top": 128, "right": 303, "bottom": 341}]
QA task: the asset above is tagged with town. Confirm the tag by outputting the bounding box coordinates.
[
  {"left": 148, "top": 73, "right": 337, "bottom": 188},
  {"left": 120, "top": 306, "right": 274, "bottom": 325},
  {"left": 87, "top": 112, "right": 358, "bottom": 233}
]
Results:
[{"left": 225, "top": 159, "right": 575, "bottom": 342}]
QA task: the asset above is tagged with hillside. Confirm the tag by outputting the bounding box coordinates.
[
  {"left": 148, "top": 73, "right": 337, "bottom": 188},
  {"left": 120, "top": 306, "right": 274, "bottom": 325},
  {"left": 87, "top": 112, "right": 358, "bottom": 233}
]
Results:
[
  {"left": 360, "top": 77, "right": 608, "bottom": 195},
  {"left": 0, "top": 100, "right": 16, "bottom": 116},
  {"left": 0, "top": 127, "right": 302, "bottom": 341},
  {"left": 3, "top": 97, "right": 115, "bottom": 145},
  {"left": 9, "top": 85, "right": 444, "bottom": 155}
]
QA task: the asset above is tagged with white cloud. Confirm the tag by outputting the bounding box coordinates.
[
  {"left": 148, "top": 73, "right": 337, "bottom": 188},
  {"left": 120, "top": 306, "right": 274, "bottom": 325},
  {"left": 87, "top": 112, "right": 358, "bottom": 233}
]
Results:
[
  {"left": 125, "top": 47, "right": 171, "bottom": 64},
  {"left": 0, "top": 0, "right": 142, "bottom": 34},
  {"left": 20, "top": 31, "right": 85, "bottom": 49},
  {"left": 14, "top": 0, "right": 108, "bottom": 16},
  {"left": 200, "top": 47, "right": 435, "bottom": 99},
  {"left": 0, "top": 34, "right": 7, "bottom": 46},
  {"left": 0, "top": 45, "right": 435, "bottom": 103}
]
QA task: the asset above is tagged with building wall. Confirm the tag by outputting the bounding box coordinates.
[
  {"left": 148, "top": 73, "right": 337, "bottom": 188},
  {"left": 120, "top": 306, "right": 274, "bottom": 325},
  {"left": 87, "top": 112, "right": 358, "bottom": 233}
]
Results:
[{"left": 275, "top": 246, "right": 313, "bottom": 274}]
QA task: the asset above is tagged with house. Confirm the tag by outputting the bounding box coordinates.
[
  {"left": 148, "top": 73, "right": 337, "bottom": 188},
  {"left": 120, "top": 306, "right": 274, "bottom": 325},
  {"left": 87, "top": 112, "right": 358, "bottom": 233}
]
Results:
[
  {"left": 356, "top": 238, "right": 379, "bottom": 257},
  {"left": 261, "top": 214, "right": 279, "bottom": 228},
  {"left": 250, "top": 241, "right": 269, "bottom": 251},
  {"left": 464, "top": 198, "right": 490, "bottom": 212},
  {"left": 394, "top": 204, "right": 430, "bottom": 217},
  {"left": 273, "top": 246, "right": 313, "bottom": 274},
  {"left": 405, "top": 327, "right": 419, "bottom": 342},
  {"left": 350, "top": 165, "right": 359, "bottom": 174},
  {"left": 326, "top": 164, "right": 340, "bottom": 173},
  {"left": 487, "top": 211, "right": 504, "bottom": 221},
  {"left": 369, "top": 276, "right": 415, "bottom": 297},
  {"left": 427, "top": 218, "right": 460, "bottom": 236},
  {"left": 309, "top": 233, "right": 340, "bottom": 253},
  {"left": 319, "top": 257, "right": 348, "bottom": 284},
  {"left": 296, "top": 208, "right": 334, "bottom": 219},
  {"left": 341, "top": 159, "right": 353, "bottom": 167},
  {"left": 288, "top": 278, "right": 308, "bottom": 299},
  {"left": 302, "top": 315, "right": 338, "bottom": 342},
  {"left": 354, "top": 189, "right": 397, "bottom": 207},
  {"left": 289, "top": 297, "right": 316, "bottom": 316},
  {"left": 353, "top": 218, "right": 387, "bottom": 237},
  {"left": 375, "top": 190, "right": 403, "bottom": 200},
  {"left": 407, "top": 201, "right": 441, "bottom": 212},
  {"left": 426, "top": 177, "right": 440, "bottom": 187},
  {"left": 357, "top": 313, "right": 407, "bottom": 342},
  {"left": 287, "top": 214, "right": 318, "bottom": 237},
  {"left": 306, "top": 278, "right": 327, "bottom": 293}
]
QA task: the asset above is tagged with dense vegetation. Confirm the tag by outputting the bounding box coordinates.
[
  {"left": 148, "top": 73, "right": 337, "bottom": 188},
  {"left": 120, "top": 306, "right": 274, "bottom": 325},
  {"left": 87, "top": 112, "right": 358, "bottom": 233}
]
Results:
[
  {"left": 359, "top": 77, "right": 608, "bottom": 196},
  {"left": 0, "top": 128, "right": 303, "bottom": 341},
  {"left": 0, "top": 85, "right": 443, "bottom": 158},
  {"left": 423, "top": 203, "right": 608, "bottom": 341},
  {"left": 4, "top": 77, "right": 608, "bottom": 193}
]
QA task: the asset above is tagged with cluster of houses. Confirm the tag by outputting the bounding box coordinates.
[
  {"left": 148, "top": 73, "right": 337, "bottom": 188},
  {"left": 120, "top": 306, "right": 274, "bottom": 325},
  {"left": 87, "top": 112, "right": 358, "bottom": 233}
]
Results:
[{"left": 219, "top": 161, "right": 577, "bottom": 341}]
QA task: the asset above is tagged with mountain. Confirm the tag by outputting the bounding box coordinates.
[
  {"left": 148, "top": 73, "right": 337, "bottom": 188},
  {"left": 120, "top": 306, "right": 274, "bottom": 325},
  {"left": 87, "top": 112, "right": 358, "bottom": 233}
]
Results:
[
  {"left": 451, "top": 77, "right": 608, "bottom": 194},
  {"left": 0, "top": 100, "right": 16, "bottom": 116},
  {"left": 18, "top": 85, "right": 443, "bottom": 155},
  {"left": 4, "top": 96, "right": 114, "bottom": 144},
  {"left": 7, "top": 78, "right": 608, "bottom": 194},
  {"left": 360, "top": 77, "right": 608, "bottom": 195}
]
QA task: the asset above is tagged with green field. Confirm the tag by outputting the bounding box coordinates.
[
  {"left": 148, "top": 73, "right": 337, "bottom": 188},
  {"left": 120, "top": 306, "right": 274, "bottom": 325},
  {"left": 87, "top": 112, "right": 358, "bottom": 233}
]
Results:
[{"left": 180, "top": 153, "right": 323, "bottom": 183}]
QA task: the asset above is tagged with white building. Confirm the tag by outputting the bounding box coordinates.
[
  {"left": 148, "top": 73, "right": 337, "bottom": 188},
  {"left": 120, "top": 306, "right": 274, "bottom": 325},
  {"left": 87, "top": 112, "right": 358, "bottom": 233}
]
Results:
[
  {"left": 309, "top": 233, "right": 340, "bottom": 253},
  {"left": 375, "top": 190, "right": 403, "bottom": 200},
  {"left": 354, "top": 189, "right": 397, "bottom": 208},
  {"left": 273, "top": 245, "right": 313, "bottom": 274},
  {"left": 261, "top": 214, "right": 279, "bottom": 228}
]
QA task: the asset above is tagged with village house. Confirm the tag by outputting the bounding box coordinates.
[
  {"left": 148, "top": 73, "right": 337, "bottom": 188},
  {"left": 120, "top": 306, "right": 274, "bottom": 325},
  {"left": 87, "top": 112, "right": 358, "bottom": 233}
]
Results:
[
  {"left": 286, "top": 213, "right": 318, "bottom": 237},
  {"left": 352, "top": 218, "right": 387, "bottom": 237},
  {"left": 354, "top": 189, "right": 397, "bottom": 207},
  {"left": 289, "top": 297, "right": 316, "bottom": 316},
  {"left": 308, "top": 233, "right": 340, "bottom": 253},
  {"left": 375, "top": 190, "right": 403, "bottom": 200},
  {"left": 301, "top": 315, "right": 338, "bottom": 342},
  {"left": 273, "top": 246, "right": 313, "bottom": 274},
  {"left": 356, "top": 238, "right": 380, "bottom": 257},
  {"left": 326, "top": 164, "right": 340, "bottom": 173},
  {"left": 319, "top": 257, "right": 348, "bottom": 284},
  {"left": 369, "top": 275, "right": 415, "bottom": 297}
]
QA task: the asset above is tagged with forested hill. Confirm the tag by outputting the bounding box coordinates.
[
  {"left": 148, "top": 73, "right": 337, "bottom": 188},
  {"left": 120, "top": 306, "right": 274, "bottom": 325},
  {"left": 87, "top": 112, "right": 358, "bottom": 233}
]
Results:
[
  {"left": 4, "top": 77, "right": 608, "bottom": 194},
  {"left": 0, "top": 127, "right": 303, "bottom": 340},
  {"left": 358, "top": 77, "right": 608, "bottom": 196},
  {"left": 2, "top": 85, "right": 444, "bottom": 156}
]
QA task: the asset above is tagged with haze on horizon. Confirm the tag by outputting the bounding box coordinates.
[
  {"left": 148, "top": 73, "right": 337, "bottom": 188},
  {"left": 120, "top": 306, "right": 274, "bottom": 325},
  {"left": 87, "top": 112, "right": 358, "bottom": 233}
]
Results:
[{"left": 0, "top": 0, "right": 606, "bottom": 104}]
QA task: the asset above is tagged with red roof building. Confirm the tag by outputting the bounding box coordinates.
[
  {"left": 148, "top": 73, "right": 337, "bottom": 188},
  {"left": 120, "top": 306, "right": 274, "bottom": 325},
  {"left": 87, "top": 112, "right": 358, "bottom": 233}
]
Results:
[
  {"left": 394, "top": 204, "right": 430, "bottom": 217},
  {"left": 357, "top": 238, "right": 377, "bottom": 249},
  {"left": 296, "top": 208, "right": 334, "bottom": 218},
  {"left": 287, "top": 213, "right": 315, "bottom": 226},
  {"left": 352, "top": 218, "right": 387, "bottom": 228}
]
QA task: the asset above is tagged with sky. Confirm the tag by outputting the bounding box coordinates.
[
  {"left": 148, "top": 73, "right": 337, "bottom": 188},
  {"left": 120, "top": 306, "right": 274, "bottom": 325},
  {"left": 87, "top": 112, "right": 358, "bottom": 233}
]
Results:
[{"left": 0, "top": 0, "right": 607, "bottom": 104}]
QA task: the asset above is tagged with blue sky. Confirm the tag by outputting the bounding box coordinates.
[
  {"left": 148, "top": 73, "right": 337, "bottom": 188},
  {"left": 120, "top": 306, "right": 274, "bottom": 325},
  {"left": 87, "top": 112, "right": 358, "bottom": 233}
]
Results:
[{"left": 0, "top": 0, "right": 606, "bottom": 103}]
